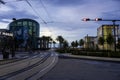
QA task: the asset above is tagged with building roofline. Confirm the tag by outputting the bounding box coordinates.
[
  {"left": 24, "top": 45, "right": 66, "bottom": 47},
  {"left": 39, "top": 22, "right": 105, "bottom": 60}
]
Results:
[
  {"left": 97, "top": 24, "right": 119, "bottom": 30},
  {"left": 84, "top": 36, "right": 97, "bottom": 38},
  {"left": 9, "top": 18, "right": 39, "bottom": 25}
]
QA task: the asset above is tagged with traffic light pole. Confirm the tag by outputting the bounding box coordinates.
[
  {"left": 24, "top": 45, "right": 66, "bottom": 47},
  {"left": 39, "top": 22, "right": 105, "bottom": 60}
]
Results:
[
  {"left": 113, "top": 20, "right": 116, "bottom": 52},
  {"left": 82, "top": 18, "right": 120, "bottom": 52}
]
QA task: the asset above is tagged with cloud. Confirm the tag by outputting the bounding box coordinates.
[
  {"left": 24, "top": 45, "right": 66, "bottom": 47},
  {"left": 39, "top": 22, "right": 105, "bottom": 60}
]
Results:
[
  {"left": 0, "top": 22, "right": 9, "bottom": 29},
  {"left": 0, "top": 0, "right": 120, "bottom": 43},
  {"left": 0, "top": 5, "right": 12, "bottom": 12},
  {"left": 44, "top": 0, "right": 86, "bottom": 6}
]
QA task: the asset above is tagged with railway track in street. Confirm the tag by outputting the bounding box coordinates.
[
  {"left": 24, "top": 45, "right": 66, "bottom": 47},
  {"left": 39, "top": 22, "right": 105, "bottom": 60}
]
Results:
[{"left": 0, "top": 51, "right": 58, "bottom": 80}]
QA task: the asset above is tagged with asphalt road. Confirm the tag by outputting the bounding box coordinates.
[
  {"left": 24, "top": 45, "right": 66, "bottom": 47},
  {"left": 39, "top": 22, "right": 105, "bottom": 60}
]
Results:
[{"left": 40, "top": 55, "right": 120, "bottom": 80}]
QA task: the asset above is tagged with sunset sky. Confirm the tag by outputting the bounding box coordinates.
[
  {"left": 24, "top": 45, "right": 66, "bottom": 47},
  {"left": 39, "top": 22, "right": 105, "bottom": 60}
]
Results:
[{"left": 0, "top": 0, "right": 120, "bottom": 42}]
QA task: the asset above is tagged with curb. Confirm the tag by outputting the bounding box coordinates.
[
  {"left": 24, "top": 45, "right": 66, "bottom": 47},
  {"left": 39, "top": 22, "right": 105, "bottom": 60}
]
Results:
[{"left": 60, "top": 54, "right": 120, "bottom": 63}]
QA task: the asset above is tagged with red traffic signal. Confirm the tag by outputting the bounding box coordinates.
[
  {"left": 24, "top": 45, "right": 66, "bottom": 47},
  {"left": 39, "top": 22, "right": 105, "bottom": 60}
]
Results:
[
  {"left": 82, "top": 18, "right": 90, "bottom": 21},
  {"left": 95, "top": 18, "right": 102, "bottom": 21}
]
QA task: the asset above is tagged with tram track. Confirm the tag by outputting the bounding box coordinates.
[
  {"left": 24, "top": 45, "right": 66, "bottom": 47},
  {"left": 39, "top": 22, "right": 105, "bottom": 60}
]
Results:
[{"left": 0, "top": 52, "right": 51, "bottom": 80}]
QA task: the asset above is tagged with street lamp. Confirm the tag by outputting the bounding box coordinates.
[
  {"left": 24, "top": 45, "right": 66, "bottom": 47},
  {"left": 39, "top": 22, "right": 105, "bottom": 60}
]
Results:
[{"left": 82, "top": 18, "right": 120, "bottom": 52}]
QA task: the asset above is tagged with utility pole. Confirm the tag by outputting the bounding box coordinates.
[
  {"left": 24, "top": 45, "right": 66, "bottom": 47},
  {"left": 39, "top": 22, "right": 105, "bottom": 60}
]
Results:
[{"left": 112, "top": 20, "right": 116, "bottom": 51}]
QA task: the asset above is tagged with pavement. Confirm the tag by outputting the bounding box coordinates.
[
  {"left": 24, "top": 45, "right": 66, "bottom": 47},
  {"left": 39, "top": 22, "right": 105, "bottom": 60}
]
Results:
[
  {"left": 61, "top": 53, "right": 120, "bottom": 63},
  {"left": 0, "top": 51, "right": 30, "bottom": 60},
  {"left": 0, "top": 51, "right": 120, "bottom": 62}
]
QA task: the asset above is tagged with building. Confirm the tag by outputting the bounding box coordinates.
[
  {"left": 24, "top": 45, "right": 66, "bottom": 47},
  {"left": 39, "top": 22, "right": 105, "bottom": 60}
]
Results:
[
  {"left": 8, "top": 18, "right": 40, "bottom": 49},
  {"left": 0, "top": 29, "right": 14, "bottom": 52},
  {"left": 97, "top": 25, "right": 119, "bottom": 50},
  {"left": 84, "top": 35, "right": 97, "bottom": 49}
]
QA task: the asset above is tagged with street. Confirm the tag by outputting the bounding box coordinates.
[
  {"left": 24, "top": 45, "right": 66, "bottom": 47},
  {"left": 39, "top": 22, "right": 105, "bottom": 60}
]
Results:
[
  {"left": 0, "top": 51, "right": 120, "bottom": 80},
  {"left": 40, "top": 55, "right": 120, "bottom": 80}
]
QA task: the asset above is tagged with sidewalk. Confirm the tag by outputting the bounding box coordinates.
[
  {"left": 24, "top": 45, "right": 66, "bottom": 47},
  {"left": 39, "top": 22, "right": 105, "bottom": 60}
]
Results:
[
  {"left": 0, "top": 51, "right": 29, "bottom": 60},
  {"left": 62, "top": 53, "right": 120, "bottom": 63}
]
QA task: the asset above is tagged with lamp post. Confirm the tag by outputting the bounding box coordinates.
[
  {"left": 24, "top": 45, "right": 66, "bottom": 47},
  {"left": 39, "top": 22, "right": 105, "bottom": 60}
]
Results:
[{"left": 82, "top": 18, "right": 120, "bottom": 52}]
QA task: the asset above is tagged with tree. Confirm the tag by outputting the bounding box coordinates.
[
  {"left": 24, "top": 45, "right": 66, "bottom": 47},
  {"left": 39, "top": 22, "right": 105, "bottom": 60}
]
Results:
[
  {"left": 106, "top": 34, "right": 114, "bottom": 50},
  {"left": 71, "top": 41, "right": 75, "bottom": 48},
  {"left": 63, "top": 40, "right": 69, "bottom": 49},
  {"left": 53, "top": 41, "right": 56, "bottom": 48},
  {"left": 79, "top": 39, "right": 84, "bottom": 48},
  {"left": 98, "top": 37, "right": 105, "bottom": 50},
  {"left": 75, "top": 40, "right": 79, "bottom": 48},
  {"left": 117, "top": 38, "right": 120, "bottom": 51},
  {"left": 47, "top": 36, "right": 52, "bottom": 48},
  {"left": 1, "top": 36, "right": 15, "bottom": 59},
  {"left": 56, "top": 36, "right": 64, "bottom": 48}
]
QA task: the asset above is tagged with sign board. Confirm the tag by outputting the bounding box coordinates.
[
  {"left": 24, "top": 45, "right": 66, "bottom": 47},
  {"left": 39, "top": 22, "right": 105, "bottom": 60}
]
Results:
[{"left": 0, "top": 31, "right": 13, "bottom": 37}]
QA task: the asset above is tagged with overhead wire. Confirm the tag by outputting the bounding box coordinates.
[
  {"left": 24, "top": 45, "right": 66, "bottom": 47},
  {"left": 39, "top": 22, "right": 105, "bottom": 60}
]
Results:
[
  {"left": 1, "top": 0, "right": 54, "bottom": 38},
  {"left": 37, "top": 0, "right": 53, "bottom": 38},
  {"left": 25, "top": 0, "right": 47, "bottom": 24},
  {"left": 39, "top": 0, "right": 53, "bottom": 22}
]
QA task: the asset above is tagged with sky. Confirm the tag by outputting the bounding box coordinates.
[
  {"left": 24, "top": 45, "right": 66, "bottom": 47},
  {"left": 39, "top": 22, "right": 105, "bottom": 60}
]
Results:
[{"left": 0, "top": 0, "right": 120, "bottom": 43}]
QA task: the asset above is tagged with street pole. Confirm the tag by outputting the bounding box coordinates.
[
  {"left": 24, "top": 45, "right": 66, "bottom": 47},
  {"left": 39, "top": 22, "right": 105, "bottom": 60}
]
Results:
[
  {"left": 82, "top": 18, "right": 120, "bottom": 52},
  {"left": 113, "top": 20, "right": 116, "bottom": 52}
]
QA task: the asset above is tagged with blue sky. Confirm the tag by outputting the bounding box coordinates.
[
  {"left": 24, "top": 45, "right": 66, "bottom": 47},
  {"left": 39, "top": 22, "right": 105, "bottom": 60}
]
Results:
[{"left": 0, "top": 0, "right": 120, "bottom": 42}]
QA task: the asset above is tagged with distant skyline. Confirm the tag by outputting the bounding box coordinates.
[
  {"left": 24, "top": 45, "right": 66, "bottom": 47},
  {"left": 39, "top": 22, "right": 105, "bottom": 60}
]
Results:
[{"left": 0, "top": 0, "right": 120, "bottom": 42}]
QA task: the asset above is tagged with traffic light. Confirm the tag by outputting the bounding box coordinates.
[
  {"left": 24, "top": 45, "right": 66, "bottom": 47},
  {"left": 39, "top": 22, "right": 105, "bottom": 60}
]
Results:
[
  {"left": 95, "top": 18, "right": 102, "bottom": 21},
  {"left": 82, "top": 18, "right": 90, "bottom": 21}
]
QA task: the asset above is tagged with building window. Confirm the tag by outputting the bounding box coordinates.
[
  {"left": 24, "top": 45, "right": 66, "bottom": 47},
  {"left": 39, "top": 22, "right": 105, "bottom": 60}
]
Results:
[
  {"left": 17, "top": 22, "right": 22, "bottom": 26},
  {"left": 33, "top": 23, "right": 36, "bottom": 33},
  {"left": 23, "top": 21, "right": 27, "bottom": 27}
]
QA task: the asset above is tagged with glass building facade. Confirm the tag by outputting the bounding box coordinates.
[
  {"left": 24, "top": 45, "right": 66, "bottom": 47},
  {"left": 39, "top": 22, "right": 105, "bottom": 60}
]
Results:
[{"left": 9, "top": 18, "right": 40, "bottom": 49}]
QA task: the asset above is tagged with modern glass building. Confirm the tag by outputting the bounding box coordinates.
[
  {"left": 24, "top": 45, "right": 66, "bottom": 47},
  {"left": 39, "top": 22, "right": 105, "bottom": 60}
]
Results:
[{"left": 9, "top": 18, "right": 40, "bottom": 49}]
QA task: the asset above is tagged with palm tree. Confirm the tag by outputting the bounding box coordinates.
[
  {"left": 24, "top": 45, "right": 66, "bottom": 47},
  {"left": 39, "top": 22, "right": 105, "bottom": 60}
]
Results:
[
  {"left": 98, "top": 37, "right": 105, "bottom": 50},
  {"left": 53, "top": 41, "right": 56, "bottom": 48},
  {"left": 56, "top": 36, "right": 64, "bottom": 48},
  {"left": 49, "top": 37, "right": 53, "bottom": 48},
  {"left": 79, "top": 39, "right": 84, "bottom": 48},
  {"left": 63, "top": 40, "right": 69, "bottom": 49}
]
